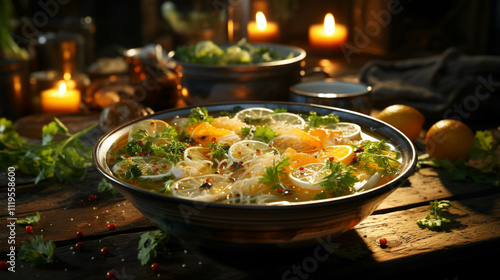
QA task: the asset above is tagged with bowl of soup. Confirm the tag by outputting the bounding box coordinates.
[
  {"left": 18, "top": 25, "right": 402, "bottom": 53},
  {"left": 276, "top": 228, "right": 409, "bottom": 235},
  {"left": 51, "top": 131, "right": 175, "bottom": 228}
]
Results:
[{"left": 93, "top": 102, "right": 416, "bottom": 250}]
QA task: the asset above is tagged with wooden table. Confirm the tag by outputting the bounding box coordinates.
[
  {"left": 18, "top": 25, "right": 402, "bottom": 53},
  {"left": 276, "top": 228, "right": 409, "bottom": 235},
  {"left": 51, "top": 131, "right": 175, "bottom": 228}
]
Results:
[{"left": 1, "top": 112, "right": 499, "bottom": 280}]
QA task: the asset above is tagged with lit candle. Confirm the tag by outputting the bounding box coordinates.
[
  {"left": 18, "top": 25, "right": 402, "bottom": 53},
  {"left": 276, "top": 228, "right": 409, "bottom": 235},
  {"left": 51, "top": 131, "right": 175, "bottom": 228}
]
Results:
[
  {"left": 247, "top": 11, "right": 280, "bottom": 43},
  {"left": 309, "top": 13, "right": 348, "bottom": 51},
  {"left": 41, "top": 81, "right": 81, "bottom": 113}
]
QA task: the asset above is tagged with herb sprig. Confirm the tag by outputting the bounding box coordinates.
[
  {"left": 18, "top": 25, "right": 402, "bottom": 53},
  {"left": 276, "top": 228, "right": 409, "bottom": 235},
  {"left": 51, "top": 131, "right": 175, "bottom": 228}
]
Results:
[
  {"left": 138, "top": 230, "right": 169, "bottom": 265},
  {"left": 259, "top": 156, "right": 290, "bottom": 192},
  {"left": 314, "top": 161, "right": 358, "bottom": 199},
  {"left": 19, "top": 235, "right": 55, "bottom": 266},
  {"left": 417, "top": 200, "right": 463, "bottom": 229},
  {"left": 0, "top": 117, "right": 97, "bottom": 184},
  {"left": 353, "top": 140, "right": 401, "bottom": 176}
]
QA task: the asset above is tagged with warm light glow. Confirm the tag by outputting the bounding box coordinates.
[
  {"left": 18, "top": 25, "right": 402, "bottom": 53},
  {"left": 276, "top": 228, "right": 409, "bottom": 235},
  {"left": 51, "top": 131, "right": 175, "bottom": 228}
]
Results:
[
  {"left": 256, "top": 11, "right": 267, "bottom": 30},
  {"left": 64, "top": 72, "right": 71, "bottom": 80},
  {"left": 324, "top": 13, "right": 335, "bottom": 36},
  {"left": 58, "top": 82, "right": 67, "bottom": 96}
]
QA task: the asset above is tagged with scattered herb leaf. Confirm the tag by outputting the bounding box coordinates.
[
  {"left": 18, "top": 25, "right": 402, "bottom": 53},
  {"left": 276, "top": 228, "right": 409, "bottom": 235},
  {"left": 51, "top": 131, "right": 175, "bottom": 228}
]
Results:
[
  {"left": 186, "top": 107, "right": 213, "bottom": 126},
  {"left": 138, "top": 230, "right": 169, "bottom": 265},
  {"left": 19, "top": 235, "right": 55, "bottom": 266},
  {"left": 17, "top": 211, "right": 41, "bottom": 225},
  {"left": 353, "top": 140, "right": 401, "bottom": 176},
  {"left": 417, "top": 200, "right": 463, "bottom": 229},
  {"left": 97, "top": 178, "right": 119, "bottom": 195}
]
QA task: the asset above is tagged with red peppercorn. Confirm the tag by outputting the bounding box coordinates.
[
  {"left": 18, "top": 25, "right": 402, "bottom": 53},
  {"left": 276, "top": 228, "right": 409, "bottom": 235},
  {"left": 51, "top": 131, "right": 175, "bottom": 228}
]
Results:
[
  {"left": 151, "top": 262, "right": 160, "bottom": 272},
  {"left": 25, "top": 225, "right": 33, "bottom": 234},
  {"left": 329, "top": 156, "right": 334, "bottom": 162},
  {"left": 379, "top": 238, "right": 388, "bottom": 247},
  {"left": 100, "top": 247, "right": 109, "bottom": 256},
  {"left": 299, "top": 167, "right": 304, "bottom": 170},
  {"left": 88, "top": 194, "right": 98, "bottom": 201},
  {"left": 107, "top": 223, "right": 116, "bottom": 231},
  {"left": 106, "top": 269, "right": 116, "bottom": 279},
  {"left": 74, "top": 242, "right": 84, "bottom": 251},
  {"left": 150, "top": 121, "right": 155, "bottom": 125},
  {"left": 162, "top": 164, "right": 167, "bottom": 168},
  {"left": 108, "top": 157, "right": 115, "bottom": 162},
  {"left": 0, "top": 260, "right": 7, "bottom": 270},
  {"left": 76, "top": 231, "right": 84, "bottom": 238}
]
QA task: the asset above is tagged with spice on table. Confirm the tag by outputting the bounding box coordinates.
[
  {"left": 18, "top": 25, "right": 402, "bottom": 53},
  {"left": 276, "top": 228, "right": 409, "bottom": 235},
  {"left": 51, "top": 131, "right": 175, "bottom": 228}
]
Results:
[
  {"left": 100, "top": 247, "right": 109, "bottom": 256},
  {"left": 107, "top": 223, "right": 116, "bottom": 231}
]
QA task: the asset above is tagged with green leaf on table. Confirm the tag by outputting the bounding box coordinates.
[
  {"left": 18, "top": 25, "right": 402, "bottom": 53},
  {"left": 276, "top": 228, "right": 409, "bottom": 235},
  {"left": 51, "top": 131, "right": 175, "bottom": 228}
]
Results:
[
  {"left": 0, "top": 117, "right": 97, "bottom": 184},
  {"left": 17, "top": 211, "right": 41, "bottom": 225},
  {"left": 417, "top": 200, "right": 463, "bottom": 230},
  {"left": 137, "top": 230, "right": 169, "bottom": 265},
  {"left": 19, "top": 235, "right": 55, "bottom": 266}
]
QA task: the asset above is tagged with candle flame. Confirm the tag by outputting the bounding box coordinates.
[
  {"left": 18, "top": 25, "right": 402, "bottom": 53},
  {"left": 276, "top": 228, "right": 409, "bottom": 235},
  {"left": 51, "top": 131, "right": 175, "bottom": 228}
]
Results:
[
  {"left": 256, "top": 11, "right": 267, "bottom": 30},
  {"left": 58, "top": 82, "right": 67, "bottom": 96},
  {"left": 324, "top": 13, "right": 335, "bottom": 35}
]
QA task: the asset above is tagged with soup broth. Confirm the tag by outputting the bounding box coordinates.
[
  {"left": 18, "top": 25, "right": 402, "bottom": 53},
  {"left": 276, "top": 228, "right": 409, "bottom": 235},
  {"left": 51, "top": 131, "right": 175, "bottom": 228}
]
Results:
[{"left": 107, "top": 107, "right": 402, "bottom": 205}]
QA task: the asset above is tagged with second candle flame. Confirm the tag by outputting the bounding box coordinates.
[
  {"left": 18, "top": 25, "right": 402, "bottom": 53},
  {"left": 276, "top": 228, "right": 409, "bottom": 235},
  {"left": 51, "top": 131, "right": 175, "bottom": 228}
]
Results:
[
  {"left": 324, "top": 13, "right": 335, "bottom": 35},
  {"left": 256, "top": 11, "right": 267, "bottom": 30}
]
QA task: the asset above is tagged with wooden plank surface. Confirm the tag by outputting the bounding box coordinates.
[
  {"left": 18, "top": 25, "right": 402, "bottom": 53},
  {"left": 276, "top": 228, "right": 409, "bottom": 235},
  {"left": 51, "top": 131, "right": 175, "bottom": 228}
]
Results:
[{"left": 2, "top": 113, "right": 499, "bottom": 280}]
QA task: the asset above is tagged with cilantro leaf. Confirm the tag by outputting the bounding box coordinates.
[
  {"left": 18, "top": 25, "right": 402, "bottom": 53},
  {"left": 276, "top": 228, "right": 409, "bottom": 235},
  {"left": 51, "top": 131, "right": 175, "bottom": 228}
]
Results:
[
  {"left": 318, "top": 161, "right": 358, "bottom": 197},
  {"left": 304, "top": 111, "right": 339, "bottom": 128},
  {"left": 417, "top": 200, "right": 463, "bottom": 229},
  {"left": 130, "top": 164, "right": 143, "bottom": 178},
  {"left": 259, "top": 156, "right": 290, "bottom": 191},
  {"left": 186, "top": 107, "right": 213, "bottom": 126},
  {"left": 242, "top": 125, "right": 277, "bottom": 143},
  {"left": 19, "top": 235, "right": 55, "bottom": 266},
  {"left": 138, "top": 230, "right": 169, "bottom": 265},
  {"left": 0, "top": 117, "right": 25, "bottom": 148},
  {"left": 17, "top": 211, "right": 41, "bottom": 225}
]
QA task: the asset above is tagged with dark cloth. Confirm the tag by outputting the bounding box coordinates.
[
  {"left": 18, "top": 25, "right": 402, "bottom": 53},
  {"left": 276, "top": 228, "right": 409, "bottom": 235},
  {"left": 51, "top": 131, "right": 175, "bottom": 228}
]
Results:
[{"left": 359, "top": 48, "right": 500, "bottom": 124}]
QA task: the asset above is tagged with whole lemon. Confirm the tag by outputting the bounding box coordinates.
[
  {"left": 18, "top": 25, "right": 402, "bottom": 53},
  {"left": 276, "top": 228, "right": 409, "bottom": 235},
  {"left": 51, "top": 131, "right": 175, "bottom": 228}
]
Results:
[
  {"left": 425, "top": 119, "right": 474, "bottom": 162},
  {"left": 376, "top": 104, "right": 425, "bottom": 141}
]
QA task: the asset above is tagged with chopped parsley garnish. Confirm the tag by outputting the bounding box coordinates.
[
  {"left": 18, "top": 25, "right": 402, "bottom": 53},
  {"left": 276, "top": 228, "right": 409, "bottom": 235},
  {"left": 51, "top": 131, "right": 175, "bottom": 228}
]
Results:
[
  {"left": 19, "top": 235, "right": 55, "bottom": 267},
  {"left": 353, "top": 140, "right": 401, "bottom": 176},
  {"left": 130, "top": 164, "right": 143, "bottom": 178},
  {"left": 318, "top": 161, "right": 358, "bottom": 197},
  {"left": 207, "top": 142, "right": 230, "bottom": 161},
  {"left": 187, "top": 107, "right": 213, "bottom": 126}
]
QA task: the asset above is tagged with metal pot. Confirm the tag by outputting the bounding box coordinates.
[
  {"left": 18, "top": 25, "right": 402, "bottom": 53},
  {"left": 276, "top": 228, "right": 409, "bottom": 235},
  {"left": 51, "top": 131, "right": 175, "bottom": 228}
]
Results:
[
  {"left": 290, "top": 80, "right": 372, "bottom": 115},
  {"left": 172, "top": 44, "right": 307, "bottom": 104}
]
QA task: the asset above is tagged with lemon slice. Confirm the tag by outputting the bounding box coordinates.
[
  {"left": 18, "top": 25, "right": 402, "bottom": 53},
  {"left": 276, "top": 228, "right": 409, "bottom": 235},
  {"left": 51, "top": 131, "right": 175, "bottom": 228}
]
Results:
[
  {"left": 268, "top": 113, "right": 306, "bottom": 128},
  {"left": 355, "top": 172, "right": 381, "bottom": 191},
  {"left": 228, "top": 140, "right": 277, "bottom": 162},
  {"left": 112, "top": 156, "right": 173, "bottom": 181},
  {"left": 128, "top": 119, "right": 170, "bottom": 142},
  {"left": 317, "top": 145, "right": 354, "bottom": 165},
  {"left": 288, "top": 163, "right": 327, "bottom": 190},
  {"left": 184, "top": 146, "right": 212, "bottom": 164},
  {"left": 234, "top": 107, "right": 273, "bottom": 123},
  {"left": 334, "top": 122, "right": 361, "bottom": 140},
  {"left": 171, "top": 174, "right": 233, "bottom": 202}
]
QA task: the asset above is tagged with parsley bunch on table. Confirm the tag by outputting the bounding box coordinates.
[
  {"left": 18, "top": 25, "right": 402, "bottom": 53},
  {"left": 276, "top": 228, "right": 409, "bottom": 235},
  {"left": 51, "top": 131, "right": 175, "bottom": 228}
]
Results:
[{"left": 0, "top": 117, "right": 97, "bottom": 184}]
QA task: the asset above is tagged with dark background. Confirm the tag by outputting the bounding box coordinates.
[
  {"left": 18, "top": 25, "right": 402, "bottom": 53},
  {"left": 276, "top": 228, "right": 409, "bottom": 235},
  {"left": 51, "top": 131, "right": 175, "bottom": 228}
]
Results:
[{"left": 11, "top": 0, "right": 500, "bottom": 66}]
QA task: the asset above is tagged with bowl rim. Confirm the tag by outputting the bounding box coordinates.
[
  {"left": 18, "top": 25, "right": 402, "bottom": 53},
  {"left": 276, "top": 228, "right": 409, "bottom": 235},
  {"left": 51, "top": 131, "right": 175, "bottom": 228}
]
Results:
[
  {"left": 290, "top": 80, "right": 372, "bottom": 98},
  {"left": 172, "top": 43, "right": 307, "bottom": 69},
  {"left": 93, "top": 101, "right": 417, "bottom": 210}
]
